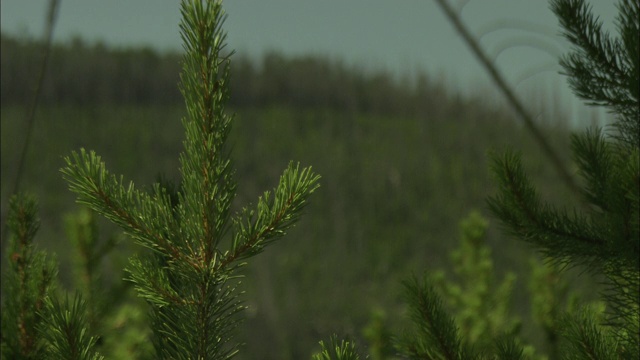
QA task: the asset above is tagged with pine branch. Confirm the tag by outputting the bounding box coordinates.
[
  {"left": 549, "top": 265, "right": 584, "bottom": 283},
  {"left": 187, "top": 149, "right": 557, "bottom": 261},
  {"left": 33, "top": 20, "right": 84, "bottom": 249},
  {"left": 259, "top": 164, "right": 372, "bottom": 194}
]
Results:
[
  {"left": 558, "top": 305, "right": 618, "bottom": 360},
  {"left": 60, "top": 1, "right": 320, "bottom": 358},
  {"left": 571, "top": 128, "right": 613, "bottom": 211},
  {"left": 225, "top": 162, "right": 320, "bottom": 269},
  {"left": 487, "top": 151, "right": 607, "bottom": 265},
  {"left": 64, "top": 209, "right": 121, "bottom": 333},
  {"left": 551, "top": 0, "right": 639, "bottom": 148},
  {"left": 1, "top": 194, "right": 57, "bottom": 359},
  {"left": 61, "top": 149, "right": 192, "bottom": 267},
  {"left": 493, "top": 336, "right": 525, "bottom": 360},
  {"left": 552, "top": 0, "right": 630, "bottom": 99},
  {"left": 431, "top": 211, "right": 521, "bottom": 351},
  {"left": 395, "top": 274, "right": 469, "bottom": 360},
  {"left": 312, "top": 335, "right": 362, "bottom": 360},
  {"left": 489, "top": 0, "right": 639, "bottom": 355},
  {"left": 177, "top": 0, "right": 236, "bottom": 260},
  {"left": 38, "top": 293, "right": 104, "bottom": 360}
]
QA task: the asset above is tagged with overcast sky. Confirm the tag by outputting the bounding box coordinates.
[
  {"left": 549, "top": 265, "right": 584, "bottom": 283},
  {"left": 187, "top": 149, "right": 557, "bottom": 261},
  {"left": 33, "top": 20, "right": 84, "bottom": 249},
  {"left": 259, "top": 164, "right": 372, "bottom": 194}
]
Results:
[{"left": 1, "top": 0, "right": 618, "bottom": 124}]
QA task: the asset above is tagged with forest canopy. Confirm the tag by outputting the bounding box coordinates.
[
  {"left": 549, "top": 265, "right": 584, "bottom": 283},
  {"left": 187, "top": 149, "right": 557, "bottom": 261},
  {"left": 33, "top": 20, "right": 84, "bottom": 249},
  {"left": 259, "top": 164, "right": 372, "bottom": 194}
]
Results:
[{"left": 1, "top": 32, "right": 449, "bottom": 116}]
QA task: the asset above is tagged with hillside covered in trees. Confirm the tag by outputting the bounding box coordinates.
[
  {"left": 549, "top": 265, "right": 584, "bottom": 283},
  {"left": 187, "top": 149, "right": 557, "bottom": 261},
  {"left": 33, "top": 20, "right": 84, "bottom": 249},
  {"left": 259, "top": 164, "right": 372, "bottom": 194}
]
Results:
[
  {"left": 2, "top": 32, "right": 450, "bottom": 117},
  {"left": 1, "top": 30, "right": 597, "bottom": 359}
]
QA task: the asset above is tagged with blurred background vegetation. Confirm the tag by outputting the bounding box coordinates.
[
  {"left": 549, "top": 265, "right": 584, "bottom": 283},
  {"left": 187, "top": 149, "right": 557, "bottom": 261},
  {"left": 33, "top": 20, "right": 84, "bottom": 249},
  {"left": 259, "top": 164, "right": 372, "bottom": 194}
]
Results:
[{"left": 1, "top": 32, "right": 604, "bottom": 358}]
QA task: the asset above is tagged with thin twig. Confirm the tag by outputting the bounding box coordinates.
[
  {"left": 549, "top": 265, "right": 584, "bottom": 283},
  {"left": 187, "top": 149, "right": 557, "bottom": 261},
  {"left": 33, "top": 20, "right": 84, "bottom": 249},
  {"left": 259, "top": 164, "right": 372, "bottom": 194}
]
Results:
[
  {"left": 434, "top": 0, "right": 580, "bottom": 195},
  {"left": 1, "top": 0, "right": 61, "bottom": 247}
]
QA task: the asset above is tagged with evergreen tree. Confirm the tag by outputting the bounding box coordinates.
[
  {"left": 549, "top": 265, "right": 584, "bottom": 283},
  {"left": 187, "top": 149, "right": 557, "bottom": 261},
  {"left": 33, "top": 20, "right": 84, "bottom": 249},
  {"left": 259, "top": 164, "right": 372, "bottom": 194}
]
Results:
[
  {"left": 322, "top": 0, "right": 638, "bottom": 358},
  {"left": 1, "top": 194, "right": 103, "bottom": 359},
  {"left": 487, "top": 0, "right": 639, "bottom": 356},
  {"left": 429, "top": 211, "right": 523, "bottom": 354},
  {"left": 1, "top": 194, "right": 57, "bottom": 359},
  {"left": 397, "top": 0, "right": 639, "bottom": 354},
  {"left": 398, "top": 0, "right": 638, "bottom": 357},
  {"left": 38, "top": 293, "right": 104, "bottom": 360},
  {"left": 63, "top": 209, "right": 120, "bottom": 334},
  {"left": 59, "top": 0, "right": 319, "bottom": 359},
  {"left": 63, "top": 208, "right": 152, "bottom": 358}
]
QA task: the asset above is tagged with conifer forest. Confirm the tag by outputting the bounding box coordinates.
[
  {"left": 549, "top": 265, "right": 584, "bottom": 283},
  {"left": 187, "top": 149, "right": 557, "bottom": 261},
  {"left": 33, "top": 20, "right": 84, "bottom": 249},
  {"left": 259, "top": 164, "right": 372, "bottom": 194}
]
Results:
[{"left": 1, "top": 0, "right": 638, "bottom": 359}]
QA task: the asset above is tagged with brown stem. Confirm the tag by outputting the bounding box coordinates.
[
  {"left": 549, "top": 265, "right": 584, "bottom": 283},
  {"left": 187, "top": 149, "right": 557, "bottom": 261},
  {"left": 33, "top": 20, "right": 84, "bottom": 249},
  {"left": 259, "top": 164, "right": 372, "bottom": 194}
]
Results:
[{"left": 434, "top": 0, "right": 580, "bottom": 196}]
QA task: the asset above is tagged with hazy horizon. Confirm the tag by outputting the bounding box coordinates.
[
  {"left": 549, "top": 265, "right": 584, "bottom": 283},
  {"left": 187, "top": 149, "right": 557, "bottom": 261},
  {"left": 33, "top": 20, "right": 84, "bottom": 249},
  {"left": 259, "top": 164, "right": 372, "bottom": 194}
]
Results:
[{"left": 2, "top": 0, "right": 618, "bottom": 124}]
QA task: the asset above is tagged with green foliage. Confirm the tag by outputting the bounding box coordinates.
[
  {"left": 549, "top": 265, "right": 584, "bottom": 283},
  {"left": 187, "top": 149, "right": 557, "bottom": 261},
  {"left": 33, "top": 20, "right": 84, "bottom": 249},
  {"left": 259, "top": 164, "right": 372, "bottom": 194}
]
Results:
[
  {"left": 553, "top": 0, "right": 639, "bottom": 148},
  {"left": 0, "top": 51, "right": 578, "bottom": 360},
  {"left": 395, "top": 274, "right": 472, "bottom": 359},
  {"left": 394, "top": 212, "right": 609, "bottom": 360},
  {"left": 557, "top": 304, "right": 618, "bottom": 360},
  {"left": 38, "top": 293, "right": 103, "bottom": 360},
  {"left": 312, "top": 335, "right": 363, "bottom": 360},
  {"left": 63, "top": 208, "right": 152, "bottom": 358},
  {"left": 57, "top": 1, "right": 319, "bottom": 359},
  {"left": 491, "top": 336, "right": 526, "bottom": 360},
  {"left": 362, "top": 308, "right": 394, "bottom": 360},
  {"left": 487, "top": 75, "right": 639, "bottom": 358},
  {"left": 393, "top": 276, "right": 535, "bottom": 360},
  {"left": 487, "top": 0, "right": 639, "bottom": 356},
  {"left": 0, "top": 95, "right": 569, "bottom": 358},
  {"left": 4, "top": 1, "right": 615, "bottom": 359},
  {"left": 528, "top": 258, "right": 567, "bottom": 358},
  {"left": 1, "top": 196, "right": 103, "bottom": 360},
  {"left": 395, "top": 261, "right": 539, "bottom": 359},
  {"left": 430, "top": 211, "right": 520, "bottom": 353},
  {"left": 64, "top": 209, "right": 120, "bottom": 330},
  {"left": 1, "top": 194, "right": 57, "bottom": 359},
  {"left": 526, "top": 255, "right": 604, "bottom": 358},
  {"left": 1, "top": 31, "right": 450, "bottom": 117},
  {"left": 332, "top": 1, "right": 638, "bottom": 358},
  {"left": 98, "top": 298, "right": 153, "bottom": 359}
]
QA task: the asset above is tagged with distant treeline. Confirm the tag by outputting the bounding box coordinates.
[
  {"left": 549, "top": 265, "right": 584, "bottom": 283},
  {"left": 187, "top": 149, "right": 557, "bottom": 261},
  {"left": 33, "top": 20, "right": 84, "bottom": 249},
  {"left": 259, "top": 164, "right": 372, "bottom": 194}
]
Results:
[{"left": 1, "top": 33, "right": 451, "bottom": 115}]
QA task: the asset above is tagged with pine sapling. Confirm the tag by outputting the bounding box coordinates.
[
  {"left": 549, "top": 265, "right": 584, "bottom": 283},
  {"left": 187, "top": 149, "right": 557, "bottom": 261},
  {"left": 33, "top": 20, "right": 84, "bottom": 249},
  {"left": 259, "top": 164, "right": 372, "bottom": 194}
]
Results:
[{"left": 60, "top": 1, "right": 319, "bottom": 358}]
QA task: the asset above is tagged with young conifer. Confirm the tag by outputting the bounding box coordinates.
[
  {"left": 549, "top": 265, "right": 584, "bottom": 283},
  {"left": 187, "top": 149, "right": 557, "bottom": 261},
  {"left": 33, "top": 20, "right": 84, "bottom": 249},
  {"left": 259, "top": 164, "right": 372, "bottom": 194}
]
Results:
[
  {"left": 329, "top": 1, "right": 637, "bottom": 358},
  {"left": 38, "top": 293, "right": 104, "bottom": 360},
  {"left": 1, "top": 195, "right": 103, "bottom": 359},
  {"left": 313, "top": 335, "right": 363, "bottom": 360},
  {"left": 429, "top": 211, "right": 522, "bottom": 353},
  {"left": 60, "top": 1, "right": 319, "bottom": 359},
  {"left": 487, "top": 0, "right": 638, "bottom": 356},
  {"left": 1, "top": 194, "right": 57, "bottom": 359}
]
